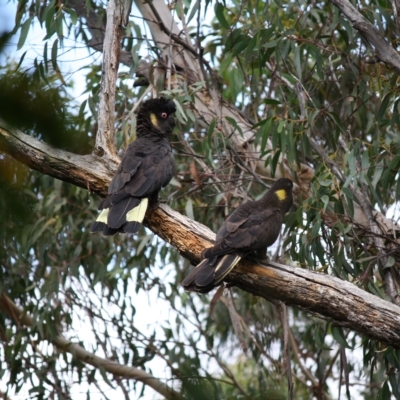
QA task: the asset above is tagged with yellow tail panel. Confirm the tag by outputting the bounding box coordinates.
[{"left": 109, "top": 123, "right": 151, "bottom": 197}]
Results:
[
  {"left": 96, "top": 208, "right": 109, "bottom": 223},
  {"left": 126, "top": 198, "right": 149, "bottom": 223}
]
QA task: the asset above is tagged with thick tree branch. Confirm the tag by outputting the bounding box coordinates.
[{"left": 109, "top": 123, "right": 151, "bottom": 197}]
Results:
[
  {"left": 94, "top": 0, "right": 129, "bottom": 160},
  {"left": 228, "top": 260, "right": 400, "bottom": 348},
  {"left": 1, "top": 122, "right": 400, "bottom": 347},
  {"left": 133, "top": 0, "right": 201, "bottom": 80},
  {"left": 0, "top": 120, "right": 118, "bottom": 193},
  {"left": 0, "top": 294, "right": 182, "bottom": 400},
  {"left": 329, "top": 0, "right": 400, "bottom": 74},
  {"left": 147, "top": 203, "right": 400, "bottom": 348}
]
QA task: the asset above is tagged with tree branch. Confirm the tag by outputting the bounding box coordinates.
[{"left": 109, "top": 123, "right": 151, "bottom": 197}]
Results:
[
  {"left": 0, "top": 120, "right": 118, "bottom": 194},
  {"left": 1, "top": 122, "right": 400, "bottom": 347},
  {"left": 329, "top": 0, "right": 400, "bottom": 74},
  {"left": 94, "top": 0, "right": 128, "bottom": 160},
  {"left": 148, "top": 199, "right": 400, "bottom": 347},
  {"left": 0, "top": 294, "right": 182, "bottom": 400}
]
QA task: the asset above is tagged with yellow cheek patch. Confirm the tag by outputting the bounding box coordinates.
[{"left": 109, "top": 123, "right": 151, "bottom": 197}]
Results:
[
  {"left": 150, "top": 113, "right": 159, "bottom": 129},
  {"left": 275, "top": 189, "right": 287, "bottom": 201}
]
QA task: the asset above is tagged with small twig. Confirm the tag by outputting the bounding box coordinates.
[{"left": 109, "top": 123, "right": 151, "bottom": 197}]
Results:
[
  {"left": 280, "top": 302, "right": 294, "bottom": 400},
  {"left": 129, "top": 84, "right": 153, "bottom": 115},
  {"left": 0, "top": 294, "right": 182, "bottom": 400},
  {"left": 224, "top": 288, "right": 248, "bottom": 353},
  {"left": 228, "top": 145, "right": 269, "bottom": 189},
  {"left": 288, "top": 329, "right": 319, "bottom": 386},
  {"left": 340, "top": 346, "right": 351, "bottom": 399}
]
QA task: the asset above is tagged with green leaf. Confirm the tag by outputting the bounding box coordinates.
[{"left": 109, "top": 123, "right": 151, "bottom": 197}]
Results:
[
  {"left": 207, "top": 118, "right": 216, "bottom": 148},
  {"left": 371, "top": 164, "right": 384, "bottom": 189},
  {"left": 339, "top": 17, "right": 354, "bottom": 42},
  {"left": 314, "top": 324, "right": 330, "bottom": 350},
  {"left": 263, "top": 39, "right": 278, "bottom": 48},
  {"left": 225, "top": 29, "right": 243, "bottom": 51},
  {"left": 263, "top": 98, "right": 281, "bottom": 105},
  {"left": 331, "top": 326, "right": 351, "bottom": 348},
  {"left": 232, "top": 37, "right": 251, "bottom": 57},
  {"left": 187, "top": 0, "right": 199, "bottom": 24},
  {"left": 225, "top": 116, "right": 243, "bottom": 137},
  {"left": 98, "top": 367, "right": 114, "bottom": 389},
  {"left": 55, "top": 10, "right": 63, "bottom": 38},
  {"left": 215, "top": 2, "right": 229, "bottom": 30},
  {"left": 277, "top": 120, "right": 285, "bottom": 133},
  {"left": 185, "top": 198, "right": 194, "bottom": 220},
  {"left": 260, "top": 119, "right": 272, "bottom": 153},
  {"left": 327, "top": 112, "right": 346, "bottom": 134},
  {"left": 376, "top": 92, "right": 392, "bottom": 122},
  {"left": 321, "top": 195, "right": 329, "bottom": 213},
  {"left": 384, "top": 256, "right": 395, "bottom": 269},
  {"left": 357, "top": 255, "right": 377, "bottom": 263},
  {"left": 51, "top": 38, "right": 58, "bottom": 70},
  {"left": 270, "top": 150, "right": 281, "bottom": 177},
  {"left": 293, "top": 44, "right": 302, "bottom": 79},
  {"left": 17, "top": 17, "right": 32, "bottom": 50},
  {"left": 43, "top": 41, "right": 48, "bottom": 72},
  {"left": 376, "top": 381, "right": 391, "bottom": 400},
  {"left": 253, "top": 118, "right": 272, "bottom": 152},
  {"left": 311, "top": 219, "right": 321, "bottom": 239},
  {"left": 244, "top": 33, "right": 258, "bottom": 58},
  {"left": 341, "top": 187, "right": 353, "bottom": 200},
  {"left": 341, "top": 192, "right": 354, "bottom": 219},
  {"left": 16, "top": 51, "right": 27, "bottom": 71},
  {"left": 67, "top": 8, "right": 78, "bottom": 25},
  {"left": 319, "top": 179, "right": 332, "bottom": 187},
  {"left": 137, "top": 234, "right": 152, "bottom": 255},
  {"left": 172, "top": 99, "right": 188, "bottom": 123},
  {"left": 382, "top": 155, "right": 400, "bottom": 190}
]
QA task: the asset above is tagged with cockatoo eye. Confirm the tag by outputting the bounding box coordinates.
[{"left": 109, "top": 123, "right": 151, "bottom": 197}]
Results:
[{"left": 161, "top": 112, "right": 168, "bottom": 118}]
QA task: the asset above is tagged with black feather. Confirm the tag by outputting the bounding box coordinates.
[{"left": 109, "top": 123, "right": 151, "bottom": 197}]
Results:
[
  {"left": 123, "top": 221, "right": 142, "bottom": 234},
  {"left": 182, "top": 253, "right": 242, "bottom": 293},
  {"left": 108, "top": 197, "right": 141, "bottom": 228}
]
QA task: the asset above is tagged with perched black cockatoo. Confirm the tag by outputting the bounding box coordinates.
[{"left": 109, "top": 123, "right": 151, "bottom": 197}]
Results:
[
  {"left": 91, "top": 97, "right": 176, "bottom": 236},
  {"left": 182, "top": 178, "right": 294, "bottom": 293}
]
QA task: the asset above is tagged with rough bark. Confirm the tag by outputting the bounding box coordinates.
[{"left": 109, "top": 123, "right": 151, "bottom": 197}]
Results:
[
  {"left": 1, "top": 121, "right": 400, "bottom": 347},
  {"left": 94, "top": 0, "right": 130, "bottom": 161}
]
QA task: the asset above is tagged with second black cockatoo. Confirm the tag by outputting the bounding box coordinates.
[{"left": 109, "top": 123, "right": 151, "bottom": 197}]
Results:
[{"left": 182, "top": 178, "right": 294, "bottom": 293}]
